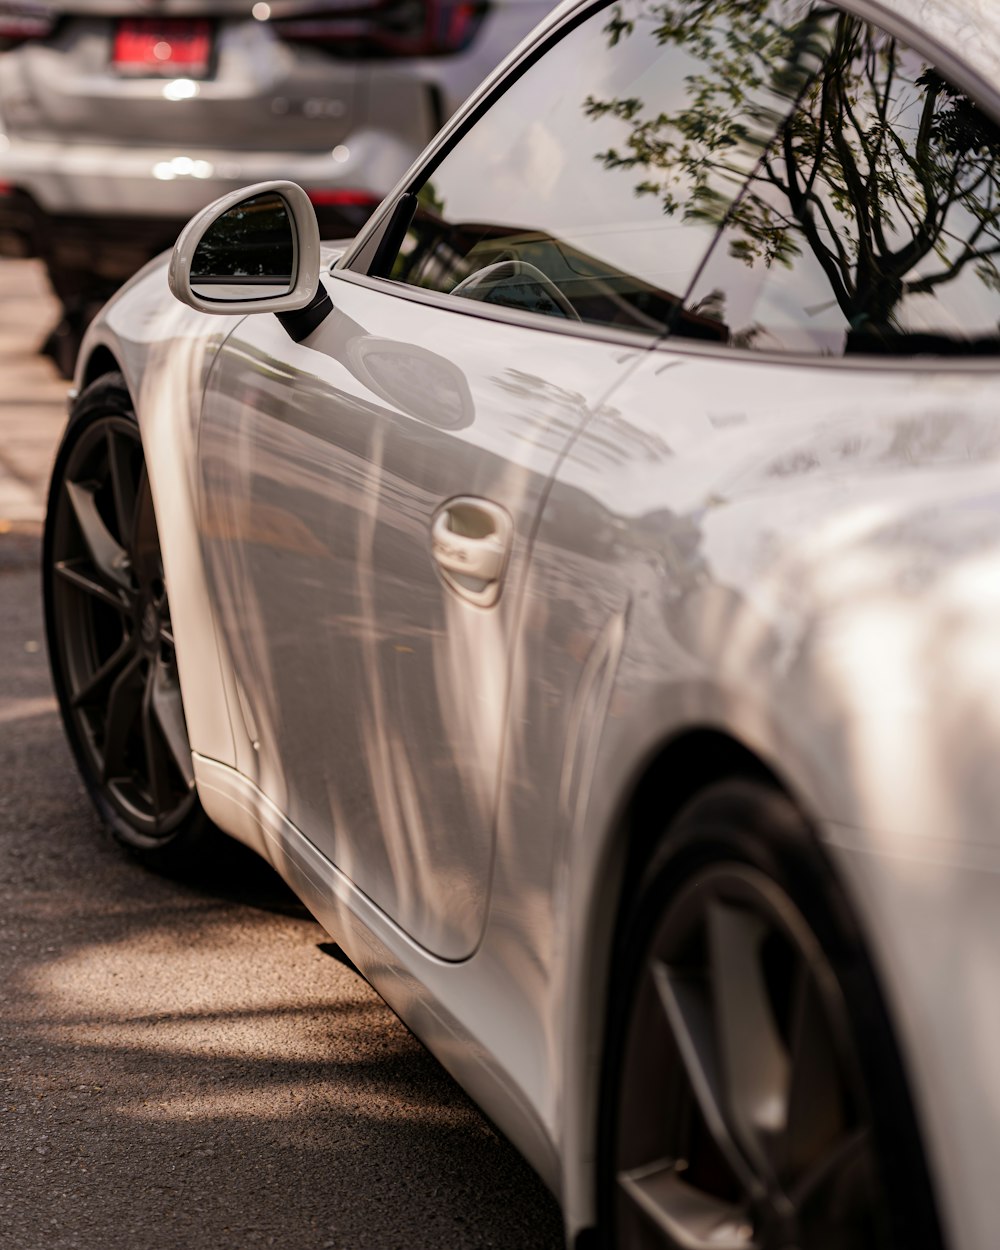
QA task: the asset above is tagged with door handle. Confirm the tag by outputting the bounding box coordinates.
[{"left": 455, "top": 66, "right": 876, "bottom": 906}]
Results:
[
  {"left": 430, "top": 498, "right": 512, "bottom": 607},
  {"left": 432, "top": 510, "right": 505, "bottom": 581}
]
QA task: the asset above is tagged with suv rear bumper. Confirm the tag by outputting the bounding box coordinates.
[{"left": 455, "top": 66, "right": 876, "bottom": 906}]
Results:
[{"left": 0, "top": 129, "right": 419, "bottom": 286}]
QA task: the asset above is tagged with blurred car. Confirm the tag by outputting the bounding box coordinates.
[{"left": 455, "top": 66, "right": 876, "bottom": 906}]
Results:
[
  {"left": 42, "top": 0, "right": 1000, "bottom": 1245},
  {"left": 0, "top": 0, "right": 550, "bottom": 369}
]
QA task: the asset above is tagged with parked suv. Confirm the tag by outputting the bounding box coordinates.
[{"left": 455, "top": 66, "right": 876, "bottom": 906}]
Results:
[{"left": 0, "top": 0, "right": 549, "bottom": 369}]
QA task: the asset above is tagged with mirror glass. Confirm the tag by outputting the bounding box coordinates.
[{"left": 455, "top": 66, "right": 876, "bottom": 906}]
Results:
[{"left": 190, "top": 192, "right": 295, "bottom": 301}]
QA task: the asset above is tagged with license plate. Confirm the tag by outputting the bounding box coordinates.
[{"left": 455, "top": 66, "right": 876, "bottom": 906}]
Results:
[{"left": 113, "top": 19, "right": 213, "bottom": 77}]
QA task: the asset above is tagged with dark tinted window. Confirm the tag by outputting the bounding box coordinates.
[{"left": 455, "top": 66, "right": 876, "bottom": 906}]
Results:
[
  {"left": 383, "top": 0, "right": 832, "bottom": 338},
  {"left": 680, "top": 13, "right": 1000, "bottom": 356}
]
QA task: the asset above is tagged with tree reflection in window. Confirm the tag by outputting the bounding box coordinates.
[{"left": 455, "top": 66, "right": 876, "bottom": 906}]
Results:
[
  {"left": 613, "top": 6, "right": 1000, "bottom": 355},
  {"left": 585, "top": 0, "right": 831, "bottom": 247}
]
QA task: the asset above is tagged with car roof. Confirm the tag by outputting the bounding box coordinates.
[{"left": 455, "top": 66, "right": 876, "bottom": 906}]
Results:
[
  {"left": 871, "top": 0, "right": 1000, "bottom": 86},
  {"left": 540, "top": 0, "right": 1000, "bottom": 109}
]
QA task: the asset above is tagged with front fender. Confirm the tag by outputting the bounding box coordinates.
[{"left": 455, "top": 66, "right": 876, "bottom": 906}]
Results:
[{"left": 77, "top": 260, "right": 245, "bottom": 769}]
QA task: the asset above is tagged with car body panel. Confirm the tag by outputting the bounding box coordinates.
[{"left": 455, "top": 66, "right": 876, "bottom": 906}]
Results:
[
  {"left": 0, "top": 18, "right": 361, "bottom": 149},
  {"left": 872, "top": 0, "right": 1000, "bottom": 87},
  {"left": 78, "top": 254, "right": 245, "bottom": 767},
  {"left": 196, "top": 269, "right": 652, "bottom": 959},
  {"left": 529, "top": 342, "right": 1000, "bottom": 1248},
  {"left": 825, "top": 828, "right": 1000, "bottom": 1250},
  {"left": 0, "top": 130, "right": 420, "bottom": 217},
  {"left": 190, "top": 748, "right": 566, "bottom": 1195}
]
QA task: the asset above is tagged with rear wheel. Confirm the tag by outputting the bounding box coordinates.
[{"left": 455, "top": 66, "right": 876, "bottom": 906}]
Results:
[
  {"left": 601, "top": 781, "right": 941, "bottom": 1250},
  {"left": 43, "top": 373, "right": 217, "bottom": 871}
]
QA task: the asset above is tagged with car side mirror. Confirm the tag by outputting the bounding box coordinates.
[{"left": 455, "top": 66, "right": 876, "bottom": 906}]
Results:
[{"left": 168, "top": 181, "right": 323, "bottom": 319}]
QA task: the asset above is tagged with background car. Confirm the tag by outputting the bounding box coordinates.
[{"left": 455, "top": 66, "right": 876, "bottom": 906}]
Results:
[
  {"left": 0, "top": 0, "right": 551, "bottom": 371},
  {"left": 43, "top": 0, "right": 1000, "bottom": 1246}
]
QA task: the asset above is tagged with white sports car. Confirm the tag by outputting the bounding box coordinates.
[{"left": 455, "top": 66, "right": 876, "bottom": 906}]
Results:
[{"left": 43, "top": 1, "right": 1000, "bottom": 1246}]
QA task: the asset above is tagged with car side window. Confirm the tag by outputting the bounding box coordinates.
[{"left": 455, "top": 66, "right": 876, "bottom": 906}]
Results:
[
  {"left": 677, "top": 12, "right": 1000, "bottom": 357},
  {"left": 375, "top": 0, "right": 833, "bottom": 338}
]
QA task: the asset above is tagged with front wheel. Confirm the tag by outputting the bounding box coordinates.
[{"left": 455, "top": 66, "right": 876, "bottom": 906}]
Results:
[
  {"left": 43, "top": 372, "right": 218, "bottom": 872},
  {"left": 600, "top": 781, "right": 942, "bottom": 1250}
]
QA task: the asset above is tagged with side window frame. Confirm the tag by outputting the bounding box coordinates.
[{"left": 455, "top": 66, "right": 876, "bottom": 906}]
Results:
[
  {"left": 332, "top": 0, "right": 758, "bottom": 348},
  {"left": 334, "top": 0, "right": 1000, "bottom": 362},
  {"left": 339, "top": 0, "right": 608, "bottom": 280}
]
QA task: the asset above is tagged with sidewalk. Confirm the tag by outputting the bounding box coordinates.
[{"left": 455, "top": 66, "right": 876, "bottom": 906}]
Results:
[{"left": 0, "top": 260, "right": 69, "bottom": 528}]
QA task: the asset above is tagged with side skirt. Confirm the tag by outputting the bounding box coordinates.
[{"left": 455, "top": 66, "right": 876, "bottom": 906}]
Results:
[{"left": 192, "top": 752, "right": 562, "bottom": 1200}]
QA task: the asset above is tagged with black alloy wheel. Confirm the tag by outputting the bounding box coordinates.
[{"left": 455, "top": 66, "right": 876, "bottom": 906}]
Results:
[
  {"left": 44, "top": 373, "right": 215, "bottom": 869},
  {"left": 602, "top": 781, "right": 942, "bottom": 1250}
]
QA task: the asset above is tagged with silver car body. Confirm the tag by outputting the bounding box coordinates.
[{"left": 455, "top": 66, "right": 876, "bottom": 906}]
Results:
[{"left": 73, "top": 1, "right": 1000, "bottom": 1246}]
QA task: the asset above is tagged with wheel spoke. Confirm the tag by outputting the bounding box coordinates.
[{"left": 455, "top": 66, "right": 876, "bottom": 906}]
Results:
[
  {"left": 707, "top": 902, "right": 790, "bottom": 1179},
  {"left": 54, "top": 558, "right": 129, "bottom": 615},
  {"left": 792, "top": 1125, "right": 871, "bottom": 1209},
  {"left": 150, "top": 660, "right": 195, "bottom": 790},
  {"left": 64, "top": 479, "right": 133, "bottom": 592},
  {"left": 618, "top": 1159, "right": 756, "bottom": 1249},
  {"left": 71, "top": 634, "right": 137, "bottom": 709},
  {"left": 614, "top": 855, "right": 888, "bottom": 1250},
  {"left": 652, "top": 961, "right": 762, "bottom": 1199},
  {"left": 142, "top": 665, "right": 174, "bottom": 822},
  {"left": 51, "top": 408, "right": 198, "bottom": 838},
  {"left": 130, "top": 465, "right": 161, "bottom": 585},
  {"left": 783, "top": 963, "right": 845, "bottom": 1180},
  {"left": 106, "top": 427, "right": 138, "bottom": 547},
  {"left": 100, "top": 654, "right": 145, "bottom": 782}
]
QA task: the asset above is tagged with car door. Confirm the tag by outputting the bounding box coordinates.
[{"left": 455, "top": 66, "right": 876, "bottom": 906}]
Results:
[{"left": 196, "top": 0, "right": 822, "bottom": 960}]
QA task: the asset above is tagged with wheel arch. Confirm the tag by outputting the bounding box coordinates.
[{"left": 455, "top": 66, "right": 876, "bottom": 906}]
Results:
[
  {"left": 560, "top": 727, "right": 787, "bottom": 1241},
  {"left": 612, "top": 728, "right": 785, "bottom": 916},
  {"left": 65, "top": 355, "right": 239, "bottom": 774},
  {"left": 79, "top": 345, "right": 123, "bottom": 393},
  {"left": 562, "top": 726, "right": 944, "bottom": 1249}
]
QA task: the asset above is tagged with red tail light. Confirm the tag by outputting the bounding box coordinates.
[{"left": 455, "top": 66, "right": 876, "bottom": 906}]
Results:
[
  {"left": 0, "top": 2, "right": 55, "bottom": 49},
  {"left": 307, "top": 189, "right": 380, "bottom": 208},
  {"left": 306, "top": 188, "right": 382, "bottom": 235},
  {"left": 273, "top": 0, "right": 487, "bottom": 59},
  {"left": 113, "top": 20, "right": 214, "bottom": 78}
]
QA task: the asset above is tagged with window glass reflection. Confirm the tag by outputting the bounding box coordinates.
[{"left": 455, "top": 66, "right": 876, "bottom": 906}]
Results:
[
  {"left": 680, "top": 14, "right": 1000, "bottom": 356},
  {"left": 388, "top": 0, "right": 829, "bottom": 337}
]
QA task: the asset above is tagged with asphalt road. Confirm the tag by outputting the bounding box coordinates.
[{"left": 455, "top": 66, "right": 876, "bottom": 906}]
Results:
[{"left": 0, "top": 261, "right": 565, "bottom": 1250}]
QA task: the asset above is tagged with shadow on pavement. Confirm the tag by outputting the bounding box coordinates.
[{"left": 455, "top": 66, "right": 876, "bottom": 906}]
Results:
[{"left": 1, "top": 538, "right": 564, "bottom": 1250}]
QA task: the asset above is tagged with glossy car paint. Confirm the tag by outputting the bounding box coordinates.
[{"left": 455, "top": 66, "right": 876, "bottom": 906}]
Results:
[
  {"left": 196, "top": 273, "right": 650, "bottom": 960},
  {"left": 71, "top": 0, "right": 1000, "bottom": 1246},
  {"left": 531, "top": 347, "right": 1000, "bottom": 1249}
]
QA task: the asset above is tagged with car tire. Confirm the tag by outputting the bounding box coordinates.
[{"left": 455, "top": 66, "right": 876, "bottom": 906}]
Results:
[
  {"left": 598, "top": 779, "right": 943, "bottom": 1250},
  {"left": 43, "top": 372, "right": 220, "bottom": 874}
]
